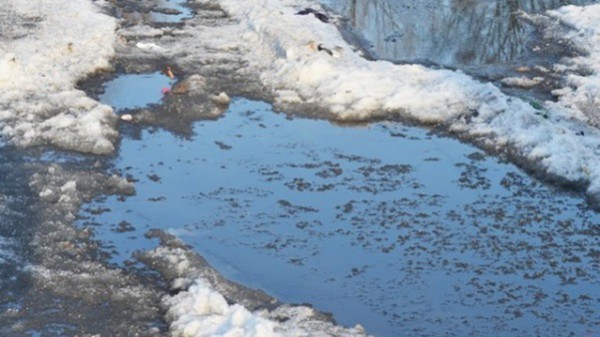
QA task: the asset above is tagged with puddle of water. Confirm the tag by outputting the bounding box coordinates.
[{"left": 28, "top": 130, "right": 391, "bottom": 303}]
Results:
[
  {"left": 319, "top": 0, "right": 597, "bottom": 67},
  {"left": 114, "top": 0, "right": 193, "bottom": 24},
  {"left": 98, "top": 72, "right": 174, "bottom": 113},
  {"left": 151, "top": 0, "right": 194, "bottom": 23},
  {"left": 81, "top": 97, "right": 599, "bottom": 337}
]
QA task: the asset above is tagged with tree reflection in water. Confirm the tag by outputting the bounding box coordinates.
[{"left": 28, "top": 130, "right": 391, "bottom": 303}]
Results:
[{"left": 321, "top": 0, "right": 597, "bottom": 66}]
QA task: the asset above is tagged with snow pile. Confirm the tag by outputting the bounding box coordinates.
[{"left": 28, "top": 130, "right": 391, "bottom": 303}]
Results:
[
  {"left": 166, "top": 280, "right": 370, "bottom": 337},
  {"left": 181, "top": 0, "right": 600, "bottom": 201},
  {"left": 145, "top": 233, "right": 369, "bottom": 337},
  {"left": 219, "top": 0, "right": 498, "bottom": 122},
  {"left": 0, "top": 0, "right": 118, "bottom": 154},
  {"left": 165, "top": 280, "right": 279, "bottom": 337},
  {"left": 542, "top": 5, "right": 600, "bottom": 126}
]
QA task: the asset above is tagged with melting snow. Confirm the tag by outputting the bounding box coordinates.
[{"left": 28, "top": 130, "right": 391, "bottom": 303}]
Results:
[
  {"left": 0, "top": 0, "right": 117, "bottom": 154},
  {"left": 3, "top": 0, "right": 600, "bottom": 335}
]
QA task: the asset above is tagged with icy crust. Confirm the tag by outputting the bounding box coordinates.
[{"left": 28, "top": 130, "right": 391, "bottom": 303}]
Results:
[
  {"left": 141, "top": 231, "right": 370, "bottom": 337},
  {"left": 0, "top": 0, "right": 118, "bottom": 154},
  {"left": 177, "top": 0, "right": 600, "bottom": 202}
]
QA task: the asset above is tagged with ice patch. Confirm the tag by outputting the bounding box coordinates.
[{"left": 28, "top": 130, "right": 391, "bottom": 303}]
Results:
[{"left": 0, "top": 0, "right": 118, "bottom": 154}]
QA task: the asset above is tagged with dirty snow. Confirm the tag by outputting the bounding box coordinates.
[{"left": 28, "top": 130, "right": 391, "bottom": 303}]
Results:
[{"left": 0, "top": 0, "right": 118, "bottom": 154}]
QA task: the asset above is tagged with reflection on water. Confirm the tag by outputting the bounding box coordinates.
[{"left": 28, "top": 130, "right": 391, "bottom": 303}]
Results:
[
  {"left": 98, "top": 72, "right": 174, "bottom": 113},
  {"left": 113, "top": 0, "right": 193, "bottom": 24},
  {"left": 320, "top": 0, "right": 597, "bottom": 66}
]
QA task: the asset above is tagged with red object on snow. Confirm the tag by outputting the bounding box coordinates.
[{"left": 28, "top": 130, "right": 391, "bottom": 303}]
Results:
[{"left": 161, "top": 87, "right": 171, "bottom": 94}]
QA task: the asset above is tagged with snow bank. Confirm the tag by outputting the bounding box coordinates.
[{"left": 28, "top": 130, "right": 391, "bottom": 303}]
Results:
[
  {"left": 0, "top": 0, "right": 118, "bottom": 154},
  {"left": 218, "top": 0, "right": 497, "bottom": 122},
  {"left": 184, "top": 0, "right": 600, "bottom": 201}
]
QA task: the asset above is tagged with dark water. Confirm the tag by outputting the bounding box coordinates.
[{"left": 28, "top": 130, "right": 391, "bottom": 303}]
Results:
[
  {"left": 81, "top": 73, "right": 600, "bottom": 336},
  {"left": 320, "top": 0, "right": 598, "bottom": 67}
]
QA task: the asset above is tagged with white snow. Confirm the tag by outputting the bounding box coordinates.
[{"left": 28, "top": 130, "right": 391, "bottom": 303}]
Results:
[
  {"left": 166, "top": 280, "right": 371, "bottom": 337},
  {"left": 541, "top": 5, "right": 600, "bottom": 126},
  {"left": 165, "top": 280, "right": 279, "bottom": 337},
  {"left": 0, "top": 0, "right": 118, "bottom": 154},
  {"left": 153, "top": 245, "right": 370, "bottom": 337}
]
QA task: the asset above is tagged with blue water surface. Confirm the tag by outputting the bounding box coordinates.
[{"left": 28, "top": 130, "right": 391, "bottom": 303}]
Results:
[{"left": 81, "top": 93, "right": 599, "bottom": 337}]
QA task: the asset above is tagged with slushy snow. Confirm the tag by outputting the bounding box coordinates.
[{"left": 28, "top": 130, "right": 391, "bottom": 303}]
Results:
[{"left": 0, "top": 0, "right": 118, "bottom": 154}]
